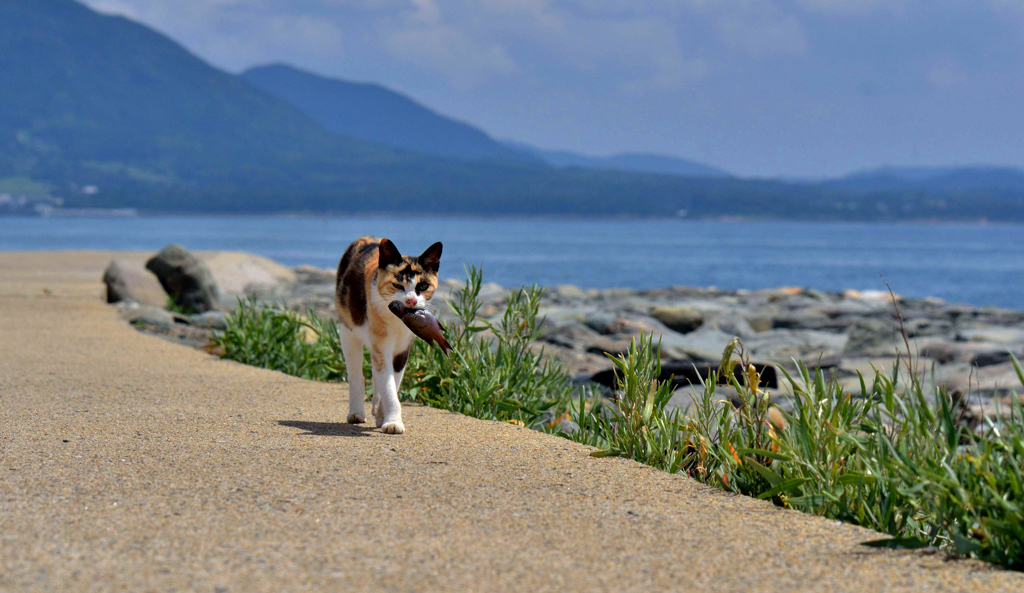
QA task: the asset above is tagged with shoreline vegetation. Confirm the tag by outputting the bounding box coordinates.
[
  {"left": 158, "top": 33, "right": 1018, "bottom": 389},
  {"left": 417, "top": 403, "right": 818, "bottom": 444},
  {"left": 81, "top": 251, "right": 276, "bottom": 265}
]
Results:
[{"left": 206, "top": 267, "right": 1023, "bottom": 570}]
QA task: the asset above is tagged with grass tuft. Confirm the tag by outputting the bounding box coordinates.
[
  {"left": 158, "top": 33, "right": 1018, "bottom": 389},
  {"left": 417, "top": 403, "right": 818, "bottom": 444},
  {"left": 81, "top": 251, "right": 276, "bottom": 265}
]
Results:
[{"left": 212, "top": 299, "right": 348, "bottom": 382}]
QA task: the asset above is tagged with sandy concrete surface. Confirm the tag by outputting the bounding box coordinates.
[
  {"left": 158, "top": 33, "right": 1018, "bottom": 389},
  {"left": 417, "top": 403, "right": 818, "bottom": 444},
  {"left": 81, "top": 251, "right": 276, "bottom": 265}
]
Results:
[{"left": 1, "top": 251, "right": 1021, "bottom": 592}]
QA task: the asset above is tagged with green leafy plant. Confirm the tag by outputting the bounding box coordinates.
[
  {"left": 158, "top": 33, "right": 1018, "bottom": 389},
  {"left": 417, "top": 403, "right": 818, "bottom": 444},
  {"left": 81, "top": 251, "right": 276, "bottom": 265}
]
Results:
[
  {"left": 674, "top": 339, "right": 1024, "bottom": 568},
  {"left": 405, "top": 266, "right": 572, "bottom": 428},
  {"left": 212, "top": 299, "right": 348, "bottom": 382},
  {"left": 568, "top": 335, "right": 690, "bottom": 472}
]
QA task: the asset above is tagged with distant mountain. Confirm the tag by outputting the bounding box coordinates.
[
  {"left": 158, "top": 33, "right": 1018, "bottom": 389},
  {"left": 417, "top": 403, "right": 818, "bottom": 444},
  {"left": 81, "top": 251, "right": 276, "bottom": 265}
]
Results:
[
  {"left": 502, "top": 142, "right": 730, "bottom": 178},
  {"left": 828, "top": 166, "right": 1024, "bottom": 194},
  {"left": 242, "top": 64, "right": 536, "bottom": 163},
  {"left": 3, "top": 0, "right": 1023, "bottom": 222},
  {"left": 0, "top": 0, "right": 400, "bottom": 190},
  {"left": 561, "top": 152, "right": 729, "bottom": 178},
  {"left": 241, "top": 64, "right": 727, "bottom": 177}
]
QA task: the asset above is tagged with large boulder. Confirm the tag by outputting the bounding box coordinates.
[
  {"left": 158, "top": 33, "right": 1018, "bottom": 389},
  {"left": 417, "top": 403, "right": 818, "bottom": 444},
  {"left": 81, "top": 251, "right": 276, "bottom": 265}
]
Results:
[
  {"left": 650, "top": 306, "right": 703, "bottom": 334},
  {"left": 102, "top": 260, "right": 165, "bottom": 306},
  {"left": 145, "top": 244, "right": 221, "bottom": 313},
  {"left": 120, "top": 304, "right": 176, "bottom": 330},
  {"left": 201, "top": 251, "right": 297, "bottom": 296}
]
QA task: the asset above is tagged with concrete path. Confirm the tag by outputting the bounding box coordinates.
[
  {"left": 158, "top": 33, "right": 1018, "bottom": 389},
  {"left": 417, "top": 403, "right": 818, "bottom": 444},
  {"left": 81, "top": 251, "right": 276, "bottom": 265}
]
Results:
[{"left": 1, "top": 252, "right": 1021, "bottom": 592}]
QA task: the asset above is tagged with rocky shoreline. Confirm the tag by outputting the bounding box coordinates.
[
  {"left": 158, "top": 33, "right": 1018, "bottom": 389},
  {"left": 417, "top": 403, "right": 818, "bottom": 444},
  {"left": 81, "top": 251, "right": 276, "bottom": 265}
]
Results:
[{"left": 106, "top": 246, "right": 1024, "bottom": 419}]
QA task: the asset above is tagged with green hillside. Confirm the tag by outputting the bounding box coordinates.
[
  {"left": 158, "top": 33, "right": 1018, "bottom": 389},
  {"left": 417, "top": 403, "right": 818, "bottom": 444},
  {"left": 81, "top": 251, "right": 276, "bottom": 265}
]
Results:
[
  {"left": 1, "top": 0, "right": 1023, "bottom": 221},
  {"left": 0, "top": 0, "right": 400, "bottom": 188},
  {"left": 242, "top": 64, "right": 536, "bottom": 164}
]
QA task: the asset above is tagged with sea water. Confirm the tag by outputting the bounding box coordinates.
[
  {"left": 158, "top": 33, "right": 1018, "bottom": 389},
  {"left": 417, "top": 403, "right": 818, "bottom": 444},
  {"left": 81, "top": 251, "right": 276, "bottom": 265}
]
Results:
[{"left": 2, "top": 215, "right": 1023, "bottom": 309}]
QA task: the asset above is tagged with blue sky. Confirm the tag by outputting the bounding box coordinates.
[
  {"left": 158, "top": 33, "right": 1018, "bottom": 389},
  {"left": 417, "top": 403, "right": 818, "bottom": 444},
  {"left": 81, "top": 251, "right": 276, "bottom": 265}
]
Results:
[{"left": 83, "top": 0, "right": 1024, "bottom": 178}]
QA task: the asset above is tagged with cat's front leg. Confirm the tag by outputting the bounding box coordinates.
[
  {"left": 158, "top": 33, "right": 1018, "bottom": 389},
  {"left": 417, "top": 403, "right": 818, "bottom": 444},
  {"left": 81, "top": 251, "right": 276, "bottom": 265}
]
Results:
[
  {"left": 371, "top": 349, "right": 404, "bottom": 434},
  {"left": 371, "top": 392, "right": 383, "bottom": 428},
  {"left": 340, "top": 328, "right": 366, "bottom": 424}
]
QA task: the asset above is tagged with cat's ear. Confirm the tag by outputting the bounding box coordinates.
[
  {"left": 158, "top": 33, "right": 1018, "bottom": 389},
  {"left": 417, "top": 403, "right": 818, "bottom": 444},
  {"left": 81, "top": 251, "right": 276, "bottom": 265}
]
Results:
[
  {"left": 418, "top": 241, "right": 443, "bottom": 273},
  {"left": 378, "top": 238, "right": 403, "bottom": 269}
]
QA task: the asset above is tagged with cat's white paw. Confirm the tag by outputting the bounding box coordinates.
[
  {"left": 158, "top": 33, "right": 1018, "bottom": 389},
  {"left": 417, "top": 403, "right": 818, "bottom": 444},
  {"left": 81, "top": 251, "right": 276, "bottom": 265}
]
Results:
[
  {"left": 374, "top": 410, "right": 385, "bottom": 428},
  {"left": 381, "top": 421, "right": 405, "bottom": 434},
  {"left": 347, "top": 412, "right": 366, "bottom": 424}
]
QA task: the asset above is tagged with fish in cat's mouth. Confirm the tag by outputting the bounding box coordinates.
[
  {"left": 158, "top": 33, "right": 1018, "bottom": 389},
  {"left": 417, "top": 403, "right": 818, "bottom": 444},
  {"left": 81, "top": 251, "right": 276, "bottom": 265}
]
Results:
[{"left": 388, "top": 301, "right": 451, "bottom": 354}]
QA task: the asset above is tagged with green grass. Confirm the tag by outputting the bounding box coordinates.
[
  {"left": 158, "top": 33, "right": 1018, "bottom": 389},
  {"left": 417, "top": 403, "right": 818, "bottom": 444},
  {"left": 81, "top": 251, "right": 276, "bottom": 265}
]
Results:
[
  {"left": 212, "top": 299, "right": 350, "bottom": 382},
  {"left": 212, "top": 272, "right": 1024, "bottom": 570},
  {"left": 164, "top": 294, "right": 195, "bottom": 316}
]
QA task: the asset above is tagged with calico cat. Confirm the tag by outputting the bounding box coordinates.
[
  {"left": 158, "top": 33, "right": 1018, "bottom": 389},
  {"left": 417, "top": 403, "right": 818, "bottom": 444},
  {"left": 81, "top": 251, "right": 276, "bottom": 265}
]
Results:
[{"left": 335, "top": 237, "right": 442, "bottom": 434}]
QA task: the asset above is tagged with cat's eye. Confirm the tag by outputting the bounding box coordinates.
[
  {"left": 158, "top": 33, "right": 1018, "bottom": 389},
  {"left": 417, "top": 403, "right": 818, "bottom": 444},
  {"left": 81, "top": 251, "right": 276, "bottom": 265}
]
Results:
[
  {"left": 416, "top": 282, "right": 430, "bottom": 293},
  {"left": 392, "top": 283, "right": 404, "bottom": 291}
]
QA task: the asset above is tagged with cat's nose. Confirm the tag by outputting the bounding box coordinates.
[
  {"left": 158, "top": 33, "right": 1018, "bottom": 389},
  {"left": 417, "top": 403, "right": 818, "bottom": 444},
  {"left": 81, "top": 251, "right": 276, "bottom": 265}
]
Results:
[{"left": 404, "top": 295, "right": 418, "bottom": 307}]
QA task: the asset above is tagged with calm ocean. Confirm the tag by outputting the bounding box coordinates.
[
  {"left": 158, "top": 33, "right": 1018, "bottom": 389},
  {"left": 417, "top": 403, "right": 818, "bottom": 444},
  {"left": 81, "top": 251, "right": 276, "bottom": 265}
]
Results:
[{"left": 2, "top": 215, "right": 1023, "bottom": 309}]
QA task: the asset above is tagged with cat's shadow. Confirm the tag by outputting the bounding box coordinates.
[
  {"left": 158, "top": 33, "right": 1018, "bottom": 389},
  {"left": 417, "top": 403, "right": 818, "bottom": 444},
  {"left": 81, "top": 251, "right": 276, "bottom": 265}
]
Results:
[{"left": 277, "top": 420, "right": 375, "bottom": 437}]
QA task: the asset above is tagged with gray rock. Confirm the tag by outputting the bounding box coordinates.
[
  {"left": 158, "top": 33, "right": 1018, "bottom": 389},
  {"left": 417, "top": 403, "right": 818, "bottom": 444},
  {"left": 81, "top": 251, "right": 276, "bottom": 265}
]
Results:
[
  {"left": 294, "top": 264, "right": 337, "bottom": 284},
  {"left": 606, "top": 314, "right": 674, "bottom": 338},
  {"left": 770, "top": 308, "right": 852, "bottom": 331},
  {"left": 145, "top": 244, "right": 222, "bottom": 313},
  {"left": 918, "top": 341, "right": 1017, "bottom": 366},
  {"left": 557, "top": 420, "right": 580, "bottom": 434},
  {"left": 972, "top": 349, "right": 1013, "bottom": 367},
  {"left": 244, "top": 282, "right": 290, "bottom": 303},
  {"left": 745, "top": 329, "right": 848, "bottom": 362},
  {"left": 202, "top": 252, "right": 296, "bottom": 295},
  {"left": 476, "top": 282, "right": 507, "bottom": 304},
  {"left": 957, "top": 327, "right": 1024, "bottom": 344},
  {"left": 660, "top": 328, "right": 736, "bottom": 362},
  {"left": 845, "top": 318, "right": 897, "bottom": 354},
  {"left": 918, "top": 341, "right": 959, "bottom": 364},
  {"left": 745, "top": 316, "right": 773, "bottom": 333},
  {"left": 650, "top": 306, "right": 703, "bottom": 334},
  {"left": 904, "top": 317, "right": 952, "bottom": 338},
  {"left": 122, "top": 305, "right": 176, "bottom": 329},
  {"left": 190, "top": 310, "right": 230, "bottom": 330},
  {"left": 704, "top": 314, "right": 756, "bottom": 339},
  {"left": 584, "top": 337, "right": 633, "bottom": 358},
  {"left": 583, "top": 310, "right": 618, "bottom": 334},
  {"left": 538, "top": 321, "right": 602, "bottom": 351},
  {"left": 826, "top": 299, "right": 890, "bottom": 316},
  {"left": 102, "top": 260, "right": 165, "bottom": 306}
]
